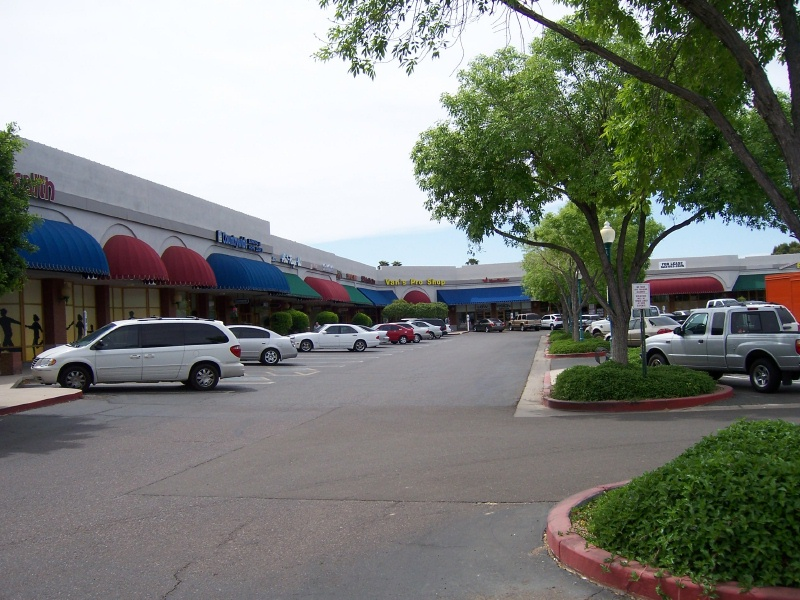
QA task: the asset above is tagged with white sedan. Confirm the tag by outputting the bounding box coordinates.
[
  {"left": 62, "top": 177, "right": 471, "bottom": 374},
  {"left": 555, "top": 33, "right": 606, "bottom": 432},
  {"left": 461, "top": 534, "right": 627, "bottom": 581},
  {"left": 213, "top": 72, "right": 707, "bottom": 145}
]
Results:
[
  {"left": 228, "top": 325, "right": 298, "bottom": 365},
  {"left": 405, "top": 320, "right": 443, "bottom": 339},
  {"left": 290, "top": 324, "right": 382, "bottom": 352}
]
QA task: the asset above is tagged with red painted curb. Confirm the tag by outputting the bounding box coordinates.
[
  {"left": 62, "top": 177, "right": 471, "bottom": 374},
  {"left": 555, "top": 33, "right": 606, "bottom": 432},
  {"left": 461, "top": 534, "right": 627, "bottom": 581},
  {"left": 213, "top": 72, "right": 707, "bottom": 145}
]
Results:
[
  {"left": 0, "top": 391, "right": 83, "bottom": 416},
  {"left": 546, "top": 483, "right": 800, "bottom": 599},
  {"left": 543, "top": 385, "right": 734, "bottom": 412}
]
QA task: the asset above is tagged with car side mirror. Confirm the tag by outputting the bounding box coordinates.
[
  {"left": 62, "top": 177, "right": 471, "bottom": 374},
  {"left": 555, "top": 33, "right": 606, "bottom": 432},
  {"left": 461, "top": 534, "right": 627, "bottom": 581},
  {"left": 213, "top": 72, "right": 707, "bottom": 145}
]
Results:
[
  {"left": 673, "top": 326, "right": 684, "bottom": 336},
  {"left": 92, "top": 340, "right": 106, "bottom": 350}
]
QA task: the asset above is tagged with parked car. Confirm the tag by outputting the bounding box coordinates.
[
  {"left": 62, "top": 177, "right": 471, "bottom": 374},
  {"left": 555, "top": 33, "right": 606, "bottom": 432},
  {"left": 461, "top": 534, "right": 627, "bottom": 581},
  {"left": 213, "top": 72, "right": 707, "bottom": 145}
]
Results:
[
  {"left": 400, "top": 317, "right": 449, "bottom": 335},
  {"left": 228, "top": 325, "right": 298, "bottom": 365},
  {"left": 706, "top": 298, "right": 743, "bottom": 308},
  {"left": 30, "top": 317, "right": 245, "bottom": 391},
  {"left": 616, "top": 315, "right": 682, "bottom": 346},
  {"left": 405, "top": 319, "right": 443, "bottom": 339},
  {"left": 580, "top": 314, "right": 601, "bottom": 328},
  {"left": 372, "top": 323, "right": 415, "bottom": 344},
  {"left": 508, "top": 313, "right": 542, "bottom": 331},
  {"left": 670, "top": 310, "right": 693, "bottom": 323},
  {"left": 354, "top": 324, "right": 389, "bottom": 344},
  {"left": 541, "top": 314, "right": 563, "bottom": 330},
  {"left": 290, "top": 324, "right": 382, "bottom": 352},
  {"left": 474, "top": 318, "right": 505, "bottom": 332},
  {"left": 394, "top": 321, "right": 431, "bottom": 342}
]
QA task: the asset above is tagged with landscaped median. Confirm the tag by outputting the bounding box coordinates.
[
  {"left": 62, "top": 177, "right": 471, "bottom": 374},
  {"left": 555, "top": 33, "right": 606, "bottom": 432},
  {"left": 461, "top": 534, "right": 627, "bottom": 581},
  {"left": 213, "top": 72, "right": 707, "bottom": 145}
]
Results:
[
  {"left": 546, "top": 420, "right": 800, "bottom": 599},
  {"left": 543, "top": 332, "right": 733, "bottom": 411}
]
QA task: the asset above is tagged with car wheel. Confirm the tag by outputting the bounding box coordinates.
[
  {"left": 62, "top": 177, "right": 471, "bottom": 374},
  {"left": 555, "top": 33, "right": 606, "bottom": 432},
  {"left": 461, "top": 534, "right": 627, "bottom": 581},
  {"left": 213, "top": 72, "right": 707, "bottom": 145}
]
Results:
[
  {"left": 550, "top": 323, "right": 555, "bottom": 330},
  {"left": 260, "top": 348, "right": 280, "bottom": 365},
  {"left": 428, "top": 332, "right": 436, "bottom": 339},
  {"left": 647, "top": 352, "right": 669, "bottom": 368},
  {"left": 299, "top": 339, "right": 313, "bottom": 352},
  {"left": 592, "top": 330, "right": 603, "bottom": 338},
  {"left": 399, "top": 336, "right": 408, "bottom": 345},
  {"left": 189, "top": 363, "right": 219, "bottom": 391},
  {"left": 750, "top": 358, "right": 781, "bottom": 393},
  {"left": 58, "top": 364, "right": 91, "bottom": 391},
  {"left": 413, "top": 334, "right": 421, "bottom": 343},
  {"left": 353, "top": 339, "right": 367, "bottom": 352}
]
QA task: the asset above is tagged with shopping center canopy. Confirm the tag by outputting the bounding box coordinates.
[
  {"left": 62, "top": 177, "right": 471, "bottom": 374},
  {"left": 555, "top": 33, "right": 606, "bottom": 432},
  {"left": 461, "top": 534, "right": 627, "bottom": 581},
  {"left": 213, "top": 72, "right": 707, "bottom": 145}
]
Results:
[
  {"left": 644, "top": 276, "right": 724, "bottom": 295},
  {"left": 161, "top": 246, "right": 217, "bottom": 287},
  {"left": 304, "top": 276, "right": 350, "bottom": 302},
  {"left": 732, "top": 274, "right": 766, "bottom": 292},
  {"left": 357, "top": 288, "right": 398, "bottom": 306},
  {"left": 207, "top": 253, "right": 290, "bottom": 292},
  {"left": 103, "top": 235, "right": 169, "bottom": 283},
  {"left": 342, "top": 285, "right": 373, "bottom": 305},
  {"left": 404, "top": 290, "right": 431, "bottom": 304},
  {"left": 437, "top": 286, "right": 530, "bottom": 305},
  {"left": 20, "top": 219, "right": 110, "bottom": 277},
  {"left": 283, "top": 273, "right": 322, "bottom": 299}
]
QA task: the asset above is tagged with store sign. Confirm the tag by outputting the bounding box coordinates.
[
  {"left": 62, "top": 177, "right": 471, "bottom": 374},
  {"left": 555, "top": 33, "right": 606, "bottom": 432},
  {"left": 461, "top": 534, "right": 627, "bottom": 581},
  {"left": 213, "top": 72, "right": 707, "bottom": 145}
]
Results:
[
  {"left": 658, "top": 260, "right": 686, "bottom": 270},
  {"left": 216, "top": 230, "right": 262, "bottom": 252},
  {"left": 279, "top": 253, "right": 301, "bottom": 267},
  {"left": 384, "top": 278, "right": 446, "bottom": 286},
  {"left": 483, "top": 277, "right": 509, "bottom": 283},
  {"left": 15, "top": 172, "right": 55, "bottom": 202}
]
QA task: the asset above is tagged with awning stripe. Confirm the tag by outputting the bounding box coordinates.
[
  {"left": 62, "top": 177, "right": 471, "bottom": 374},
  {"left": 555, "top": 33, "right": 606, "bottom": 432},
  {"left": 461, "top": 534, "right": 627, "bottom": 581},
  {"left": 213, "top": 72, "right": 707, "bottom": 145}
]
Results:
[
  {"left": 284, "top": 273, "right": 322, "bottom": 299},
  {"left": 207, "top": 253, "right": 290, "bottom": 292},
  {"left": 644, "top": 276, "right": 724, "bottom": 295},
  {"left": 161, "top": 246, "right": 217, "bottom": 287},
  {"left": 342, "top": 284, "right": 373, "bottom": 305},
  {"left": 437, "top": 285, "right": 529, "bottom": 304},
  {"left": 104, "top": 235, "right": 170, "bottom": 282},
  {"left": 19, "top": 219, "right": 110, "bottom": 277},
  {"left": 304, "top": 276, "right": 350, "bottom": 302},
  {"left": 357, "top": 288, "right": 398, "bottom": 306}
]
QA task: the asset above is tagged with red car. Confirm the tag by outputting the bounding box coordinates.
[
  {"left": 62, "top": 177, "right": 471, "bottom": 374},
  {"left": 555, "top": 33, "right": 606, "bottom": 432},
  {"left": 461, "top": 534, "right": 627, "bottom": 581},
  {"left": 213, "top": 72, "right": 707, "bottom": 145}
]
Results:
[{"left": 374, "top": 323, "right": 416, "bottom": 344}]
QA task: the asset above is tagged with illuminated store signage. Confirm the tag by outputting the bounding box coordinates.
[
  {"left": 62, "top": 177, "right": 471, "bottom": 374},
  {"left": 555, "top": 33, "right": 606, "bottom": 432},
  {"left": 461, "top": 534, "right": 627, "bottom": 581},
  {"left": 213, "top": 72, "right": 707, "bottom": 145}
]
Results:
[
  {"left": 216, "top": 230, "right": 262, "bottom": 252},
  {"left": 15, "top": 172, "right": 55, "bottom": 202},
  {"left": 384, "top": 278, "right": 446, "bottom": 286}
]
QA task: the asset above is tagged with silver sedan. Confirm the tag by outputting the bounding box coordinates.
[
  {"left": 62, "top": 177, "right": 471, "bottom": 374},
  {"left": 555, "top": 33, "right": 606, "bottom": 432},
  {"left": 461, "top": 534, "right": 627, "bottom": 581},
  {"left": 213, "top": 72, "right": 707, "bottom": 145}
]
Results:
[{"left": 228, "top": 325, "right": 298, "bottom": 365}]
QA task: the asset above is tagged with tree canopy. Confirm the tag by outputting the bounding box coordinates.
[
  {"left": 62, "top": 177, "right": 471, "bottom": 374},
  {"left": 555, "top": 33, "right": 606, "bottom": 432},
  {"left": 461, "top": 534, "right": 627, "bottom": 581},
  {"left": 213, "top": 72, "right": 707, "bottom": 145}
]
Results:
[
  {"left": 316, "top": 0, "right": 800, "bottom": 240},
  {"left": 0, "top": 123, "right": 39, "bottom": 296}
]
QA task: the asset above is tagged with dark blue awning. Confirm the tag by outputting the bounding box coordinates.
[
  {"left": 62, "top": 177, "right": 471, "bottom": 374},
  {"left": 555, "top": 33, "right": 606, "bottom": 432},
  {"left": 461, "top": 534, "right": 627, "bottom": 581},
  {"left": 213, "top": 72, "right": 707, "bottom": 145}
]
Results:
[
  {"left": 207, "top": 253, "right": 289, "bottom": 292},
  {"left": 357, "top": 288, "right": 398, "bottom": 306},
  {"left": 19, "top": 219, "right": 110, "bottom": 277},
  {"left": 437, "top": 286, "right": 530, "bottom": 304}
]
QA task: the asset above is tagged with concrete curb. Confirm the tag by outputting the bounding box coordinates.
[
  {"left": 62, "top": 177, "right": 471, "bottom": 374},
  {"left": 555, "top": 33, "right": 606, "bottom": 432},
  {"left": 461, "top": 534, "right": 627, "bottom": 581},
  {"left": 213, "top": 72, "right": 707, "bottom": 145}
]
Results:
[
  {"left": 546, "top": 483, "right": 800, "bottom": 599},
  {"left": 0, "top": 389, "right": 83, "bottom": 416},
  {"left": 542, "top": 370, "right": 734, "bottom": 411}
]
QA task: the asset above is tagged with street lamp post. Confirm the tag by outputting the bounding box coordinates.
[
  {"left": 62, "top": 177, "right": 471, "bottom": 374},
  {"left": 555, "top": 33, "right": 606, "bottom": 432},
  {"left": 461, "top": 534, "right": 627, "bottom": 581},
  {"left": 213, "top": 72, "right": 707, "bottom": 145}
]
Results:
[
  {"left": 600, "top": 221, "right": 616, "bottom": 351},
  {"left": 576, "top": 269, "right": 583, "bottom": 341}
]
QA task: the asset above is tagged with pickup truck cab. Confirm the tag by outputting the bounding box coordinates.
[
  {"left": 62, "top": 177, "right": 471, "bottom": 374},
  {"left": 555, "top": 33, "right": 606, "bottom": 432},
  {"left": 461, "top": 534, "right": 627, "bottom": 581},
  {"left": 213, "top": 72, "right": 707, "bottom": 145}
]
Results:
[{"left": 645, "top": 305, "right": 800, "bottom": 392}]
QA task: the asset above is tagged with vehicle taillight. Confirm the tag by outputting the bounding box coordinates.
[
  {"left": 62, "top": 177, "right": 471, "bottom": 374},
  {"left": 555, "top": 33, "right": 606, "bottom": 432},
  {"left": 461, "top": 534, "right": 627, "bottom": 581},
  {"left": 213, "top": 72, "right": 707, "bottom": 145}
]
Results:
[
  {"left": 656, "top": 328, "right": 673, "bottom": 335},
  {"left": 795, "top": 339, "right": 800, "bottom": 355},
  {"left": 230, "top": 344, "right": 241, "bottom": 358}
]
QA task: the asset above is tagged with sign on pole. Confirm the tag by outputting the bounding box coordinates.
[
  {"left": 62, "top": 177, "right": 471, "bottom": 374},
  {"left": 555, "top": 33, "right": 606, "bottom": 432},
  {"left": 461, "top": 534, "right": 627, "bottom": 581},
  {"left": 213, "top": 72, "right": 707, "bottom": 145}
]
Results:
[{"left": 632, "top": 283, "right": 651, "bottom": 377}]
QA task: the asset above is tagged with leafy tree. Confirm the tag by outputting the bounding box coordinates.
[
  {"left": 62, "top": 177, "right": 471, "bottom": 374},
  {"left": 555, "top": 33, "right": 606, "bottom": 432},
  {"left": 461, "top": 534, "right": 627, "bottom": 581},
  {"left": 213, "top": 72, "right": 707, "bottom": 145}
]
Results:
[
  {"left": 351, "top": 311, "right": 373, "bottom": 326},
  {"left": 316, "top": 0, "right": 800, "bottom": 240},
  {"left": 381, "top": 299, "right": 415, "bottom": 322},
  {"left": 378, "top": 260, "right": 390, "bottom": 266},
  {"left": 288, "top": 309, "right": 310, "bottom": 333},
  {"left": 270, "top": 311, "right": 293, "bottom": 335},
  {"left": 315, "top": 310, "right": 339, "bottom": 325},
  {"left": 391, "top": 260, "right": 402, "bottom": 266},
  {"left": 772, "top": 241, "right": 800, "bottom": 254},
  {"left": 465, "top": 258, "right": 479, "bottom": 265},
  {"left": 0, "top": 123, "right": 40, "bottom": 295}
]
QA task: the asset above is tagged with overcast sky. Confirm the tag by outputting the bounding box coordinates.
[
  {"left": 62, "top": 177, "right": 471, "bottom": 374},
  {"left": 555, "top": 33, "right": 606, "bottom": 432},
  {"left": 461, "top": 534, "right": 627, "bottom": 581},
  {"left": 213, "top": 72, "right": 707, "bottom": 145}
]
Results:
[{"left": 3, "top": 1, "right": 794, "bottom": 267}]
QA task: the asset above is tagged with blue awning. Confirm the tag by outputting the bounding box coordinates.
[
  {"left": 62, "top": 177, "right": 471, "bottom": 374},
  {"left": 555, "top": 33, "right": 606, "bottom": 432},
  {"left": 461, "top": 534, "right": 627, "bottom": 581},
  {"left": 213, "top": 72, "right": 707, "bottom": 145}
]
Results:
[
  {"left": 357, "top": 288, "right": 399, "bottom": 306},
  {"left": 19, "top": 219, "right": 110, "bottom": 277},
  {"left": 207, "top": 253, "right": 290, "bottom": 292},
  {"left": 437, "top": 286, "right": 530, "bottom": 304}
]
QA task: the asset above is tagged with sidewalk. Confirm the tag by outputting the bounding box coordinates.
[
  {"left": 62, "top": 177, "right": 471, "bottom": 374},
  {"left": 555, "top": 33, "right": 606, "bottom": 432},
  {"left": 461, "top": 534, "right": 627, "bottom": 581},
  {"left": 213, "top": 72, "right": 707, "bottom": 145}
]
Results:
[{"left": 0, "top": 367, "right": 83, "bottom": 416}]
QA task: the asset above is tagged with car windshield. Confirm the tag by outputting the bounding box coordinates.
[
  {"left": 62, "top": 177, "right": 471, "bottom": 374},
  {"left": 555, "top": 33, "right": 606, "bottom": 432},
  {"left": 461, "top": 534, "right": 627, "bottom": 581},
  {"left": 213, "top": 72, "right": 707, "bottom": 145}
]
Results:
[{"left": 68, "top": 322, "right": 117, "bottom": 347}]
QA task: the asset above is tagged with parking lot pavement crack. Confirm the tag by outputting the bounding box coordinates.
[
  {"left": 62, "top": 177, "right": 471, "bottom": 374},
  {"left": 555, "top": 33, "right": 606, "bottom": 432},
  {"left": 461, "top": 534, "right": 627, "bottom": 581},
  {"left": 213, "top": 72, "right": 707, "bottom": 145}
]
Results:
[{"left": 163, "top": 561, "right": 192, "bottom": 599}]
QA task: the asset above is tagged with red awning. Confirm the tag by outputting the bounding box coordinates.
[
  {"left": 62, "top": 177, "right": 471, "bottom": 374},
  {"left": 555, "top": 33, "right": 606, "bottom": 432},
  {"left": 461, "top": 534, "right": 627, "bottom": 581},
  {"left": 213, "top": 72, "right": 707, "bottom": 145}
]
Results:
[
  {"left": 304, "top": 276, "right": 350, "bottom": 302},
  {"left": 161, "top": 246, "right": 217, "bottom": 287},
  {"left": 103, "top": 235, "right": 170, "bottom": 282},
  {"left": 404, "top": 290, "right": 431, "bottom": 304},
  {"left": 645, "top": 276, "right": 724, "bottom": 295}
]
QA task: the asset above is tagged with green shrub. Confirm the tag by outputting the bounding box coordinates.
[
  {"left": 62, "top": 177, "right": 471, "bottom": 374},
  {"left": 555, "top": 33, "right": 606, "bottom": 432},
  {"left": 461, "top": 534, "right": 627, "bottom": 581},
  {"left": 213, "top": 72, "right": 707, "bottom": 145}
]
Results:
[
  {"left": 270, "top": 311, "right": 292, "bottom": 335},
  {"left": 351, "top": 312, "right": 373, "bottom": 327},
  {"left": 315, "top": 310, "right": 338, "bottom": 325},
  {"left": 549, "top": 330, "right": 571, "bottom": 342},
  {"left": 574, "top": 419, "right": 800, "bottom": 590},
  {"left": 551, "top": 361, "right": 716, "bottom": 402},
  {"left": 549, "top": 338, "right": 610, "bottom": 355},
  {"left": 288, "top": 309, "right": 309, "bottom": 333}
]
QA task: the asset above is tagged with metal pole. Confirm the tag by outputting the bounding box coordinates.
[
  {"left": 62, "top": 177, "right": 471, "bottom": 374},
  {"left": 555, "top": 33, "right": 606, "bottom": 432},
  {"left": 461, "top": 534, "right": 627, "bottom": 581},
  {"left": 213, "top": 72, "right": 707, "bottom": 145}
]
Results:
[
  {"left": 604, "top": 242, "right": 612, "bottom": 340},
  {"left": 577, "top": 272, "right": 583, "bottom": 341}
]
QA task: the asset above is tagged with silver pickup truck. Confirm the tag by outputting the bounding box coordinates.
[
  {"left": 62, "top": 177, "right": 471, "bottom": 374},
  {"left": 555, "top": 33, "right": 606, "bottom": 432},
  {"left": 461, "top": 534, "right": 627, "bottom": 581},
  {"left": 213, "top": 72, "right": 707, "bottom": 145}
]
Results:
[{"left": 645, "top": 305, "right": 800, "bottom": 392}]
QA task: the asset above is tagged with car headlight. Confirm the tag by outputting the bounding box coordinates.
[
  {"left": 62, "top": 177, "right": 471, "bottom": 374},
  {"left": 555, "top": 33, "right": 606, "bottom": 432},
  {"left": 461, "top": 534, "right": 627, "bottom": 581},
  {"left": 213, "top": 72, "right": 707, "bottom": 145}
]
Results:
[{"left": 36, "top": 358, "right": 57, "bottom": 367}]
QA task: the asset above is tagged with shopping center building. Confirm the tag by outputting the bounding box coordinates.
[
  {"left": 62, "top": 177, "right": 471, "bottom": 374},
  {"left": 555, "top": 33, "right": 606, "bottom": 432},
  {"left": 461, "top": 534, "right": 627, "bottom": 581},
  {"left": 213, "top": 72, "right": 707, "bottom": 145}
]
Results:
[{"left": 4, "top": 139, "right": 800, "bottom": 363}]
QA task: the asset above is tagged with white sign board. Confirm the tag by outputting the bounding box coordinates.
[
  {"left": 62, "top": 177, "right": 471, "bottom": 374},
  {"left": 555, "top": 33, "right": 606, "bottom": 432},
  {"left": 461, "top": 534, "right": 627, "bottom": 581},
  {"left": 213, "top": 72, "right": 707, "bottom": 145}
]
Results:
[
  {"left": 658, "top": 260, "right": 686, "bottom": 270},
  {"left": 632, "top": 283, "right": 651, "bottom": 310}
]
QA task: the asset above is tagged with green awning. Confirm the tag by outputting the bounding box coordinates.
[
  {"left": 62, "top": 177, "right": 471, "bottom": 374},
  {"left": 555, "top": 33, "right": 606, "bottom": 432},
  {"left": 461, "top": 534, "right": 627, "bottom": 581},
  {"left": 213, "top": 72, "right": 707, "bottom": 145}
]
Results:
[
  {"left": 284, "top": 273, "right": 322, "bottom": 299},
  {"left": 732, "top": 274, "right": 766, "bottom": 292},
  {"left": 342, "top": 284, "right": 373, "bottom": 305}
]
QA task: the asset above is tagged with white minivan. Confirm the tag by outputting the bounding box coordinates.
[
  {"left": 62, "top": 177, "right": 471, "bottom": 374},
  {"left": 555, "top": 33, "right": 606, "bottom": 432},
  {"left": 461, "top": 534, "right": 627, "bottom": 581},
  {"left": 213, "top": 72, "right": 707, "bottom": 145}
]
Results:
[{"left": 31, "top": 318, "right": 245, "bottom": 391}]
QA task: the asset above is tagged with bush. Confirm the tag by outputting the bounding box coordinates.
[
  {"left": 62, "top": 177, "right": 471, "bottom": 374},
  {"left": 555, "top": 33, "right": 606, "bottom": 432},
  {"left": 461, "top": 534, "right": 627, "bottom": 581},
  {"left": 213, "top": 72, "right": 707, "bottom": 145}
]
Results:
[
  {"left": 551, "top": 361, "right": 716, "bottom": 402},
  {"left": 315, "top": 310, "right": 338, "bottom": 325},
  {"left": 351, "top": 312, "right": 373, "bottom": 327},
  {"left": 270, "top": 311, "right": 292, "bottom": 335},
  {"left": 574, "top": 419, "right": 800, "bottom": 590},
  {"left": 288, "top": 309, "right": 309, "bottom": 333},
  {"left": 549, "top": 338, "right": 610, "bottom": 355}
]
